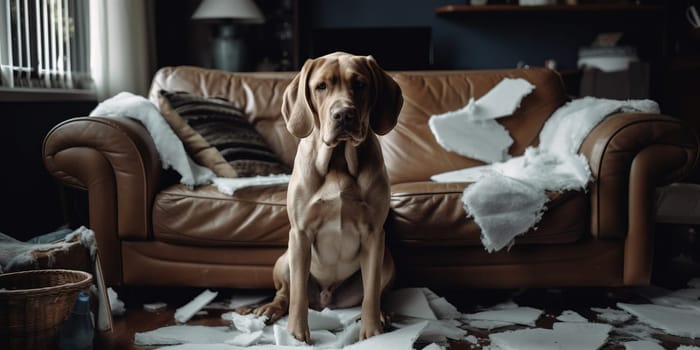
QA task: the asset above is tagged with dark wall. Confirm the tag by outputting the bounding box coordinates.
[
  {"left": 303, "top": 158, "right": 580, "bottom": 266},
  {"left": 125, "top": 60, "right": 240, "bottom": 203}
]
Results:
[{"left": 0, "top": 100, "right": 96, "bottom": 241}]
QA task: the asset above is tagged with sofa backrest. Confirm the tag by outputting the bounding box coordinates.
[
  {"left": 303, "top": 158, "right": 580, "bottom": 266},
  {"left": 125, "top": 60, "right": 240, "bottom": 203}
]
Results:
[
  {"left": 149, "top": 66, "right": 299, "bottom": 168},
  {"left": 150, "top": 66, "right": 567, "bottom": 184},
  {"left": 382, "top": 68, "right": 567, "bottom": 184}
]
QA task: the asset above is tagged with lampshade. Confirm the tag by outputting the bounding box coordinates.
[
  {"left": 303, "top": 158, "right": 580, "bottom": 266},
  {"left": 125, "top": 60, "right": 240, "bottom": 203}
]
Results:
[{"left": 191, "top": 0, "right": 264, "bottom": 23}]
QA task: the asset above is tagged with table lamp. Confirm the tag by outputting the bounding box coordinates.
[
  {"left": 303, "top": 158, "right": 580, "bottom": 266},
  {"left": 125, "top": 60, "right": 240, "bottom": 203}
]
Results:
[{"left": 192, "top": 0, "right": 264, "bottom": 72}]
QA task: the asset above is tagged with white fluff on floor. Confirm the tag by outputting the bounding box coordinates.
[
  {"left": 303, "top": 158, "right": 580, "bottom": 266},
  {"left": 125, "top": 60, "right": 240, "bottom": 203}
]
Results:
[
  {"left": 90, "top": 92, "right": 215, "bottom": 186},
  {"left": 432, "top": 93, "right": 660, "bottom": 252}
]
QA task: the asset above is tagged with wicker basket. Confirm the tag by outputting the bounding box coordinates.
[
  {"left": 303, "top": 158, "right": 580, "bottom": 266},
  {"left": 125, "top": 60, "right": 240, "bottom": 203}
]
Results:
[{"left": 0, "top": 269, "right": 93, "bottom": 336}]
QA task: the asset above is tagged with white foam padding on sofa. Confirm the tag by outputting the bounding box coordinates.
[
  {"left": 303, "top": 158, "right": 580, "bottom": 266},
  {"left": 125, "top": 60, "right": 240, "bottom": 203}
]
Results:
[
  {"left": 90, "top": 91, "right": 215, "bottom": 186},
  {"left": 433, "top": 95, "right": 660, "bottom": 253}
]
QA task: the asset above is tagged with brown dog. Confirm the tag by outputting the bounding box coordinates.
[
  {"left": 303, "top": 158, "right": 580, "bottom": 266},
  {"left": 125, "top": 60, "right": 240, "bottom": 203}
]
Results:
[{"left": 252, "top": 52, "right": 403, "bottom": 343}]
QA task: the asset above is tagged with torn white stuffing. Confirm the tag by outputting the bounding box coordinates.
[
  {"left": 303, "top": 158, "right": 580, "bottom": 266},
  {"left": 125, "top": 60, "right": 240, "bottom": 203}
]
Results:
[
  {"left": 90, "top": 92, "right": 215, "bottom": 186},
  {"left": 222, "top": 312, "right": 268, "bottom": 333},
  {"left": 433, "top": 93, "right": 660, "bottom": 252},
  {"left": 226, "top": 330, "right": 263, "bottom": 347}
]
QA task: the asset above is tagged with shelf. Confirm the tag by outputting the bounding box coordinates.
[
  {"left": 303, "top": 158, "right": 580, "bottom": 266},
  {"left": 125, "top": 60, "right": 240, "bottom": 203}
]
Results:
[{"left": 435, "top": 4, "right": 664, "bottom": 15}]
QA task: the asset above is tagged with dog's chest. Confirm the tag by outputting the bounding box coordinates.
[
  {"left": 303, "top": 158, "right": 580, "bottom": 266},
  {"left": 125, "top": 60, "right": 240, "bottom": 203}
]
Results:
[{"left": 307, "top": 170, "right": 368, "bottom": 260}]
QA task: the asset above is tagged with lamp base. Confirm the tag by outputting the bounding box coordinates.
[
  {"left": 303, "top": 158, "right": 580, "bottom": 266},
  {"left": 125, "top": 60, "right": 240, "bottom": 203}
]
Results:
[{"left": 212, "top": 24, "right": 246, "bottom": 72}]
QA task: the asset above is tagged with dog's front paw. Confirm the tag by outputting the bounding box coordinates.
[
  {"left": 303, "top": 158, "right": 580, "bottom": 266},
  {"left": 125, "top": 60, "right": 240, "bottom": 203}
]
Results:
[
  {"left": 253, "top": 301, "right": 287, "bottom": 324},
  {"left": 359, "top": 319, "right": 384, "bottom": 340},
  {"left": 287, "top": 319, "right": 311, "bottom": 344}
]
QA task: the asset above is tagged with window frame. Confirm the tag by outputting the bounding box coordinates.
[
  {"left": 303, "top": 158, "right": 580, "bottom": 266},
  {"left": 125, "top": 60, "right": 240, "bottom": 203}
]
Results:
[{"left": 0, "top": 0, "right": 96, "bottom": 102}]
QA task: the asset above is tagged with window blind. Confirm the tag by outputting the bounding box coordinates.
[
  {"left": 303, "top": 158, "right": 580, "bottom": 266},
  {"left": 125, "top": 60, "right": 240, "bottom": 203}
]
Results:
[{"left": 0, "top": 0, "right": 92, "bottom": 90}]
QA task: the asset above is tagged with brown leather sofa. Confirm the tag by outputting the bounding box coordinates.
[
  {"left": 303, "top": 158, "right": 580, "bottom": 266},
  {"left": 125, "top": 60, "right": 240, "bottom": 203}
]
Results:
[{"left": 42, "top": 66, "right": 699, "bottom": 290}]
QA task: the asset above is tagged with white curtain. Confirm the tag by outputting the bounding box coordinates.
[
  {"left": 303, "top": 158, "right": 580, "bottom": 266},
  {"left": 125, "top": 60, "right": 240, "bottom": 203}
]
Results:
[{"left": 89, "top": 0, "right": 154, "bottom": 100}]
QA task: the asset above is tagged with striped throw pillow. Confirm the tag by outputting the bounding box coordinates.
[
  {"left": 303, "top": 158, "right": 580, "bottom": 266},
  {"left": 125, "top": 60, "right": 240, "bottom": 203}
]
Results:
[{"left": 158, "top": 90, "right": 291, "bottom": 178}]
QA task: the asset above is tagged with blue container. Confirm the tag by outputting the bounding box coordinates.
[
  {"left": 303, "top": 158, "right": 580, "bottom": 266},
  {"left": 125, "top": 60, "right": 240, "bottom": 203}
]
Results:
[{"left": 57, "top": 291, "right": 94, "bottom": 350}]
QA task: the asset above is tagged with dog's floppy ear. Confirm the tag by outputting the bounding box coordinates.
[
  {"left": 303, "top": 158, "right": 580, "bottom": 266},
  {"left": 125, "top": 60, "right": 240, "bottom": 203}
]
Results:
[
  {"left": 366, "top": 55, "right": 403, "bottom": 135},
  {"left": 282, "top": 58, "right": 317, "bottom": 138}
]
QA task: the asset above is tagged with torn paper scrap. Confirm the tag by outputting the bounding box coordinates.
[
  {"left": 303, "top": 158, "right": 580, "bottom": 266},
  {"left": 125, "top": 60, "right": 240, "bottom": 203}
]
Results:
[
  {"left": 273, "top": 324, "right": 308, "bottom": 347},
  {"left": 614, "top": 322, "right": 661, "bottom": 345},
  {"left": 393, "top": 318, "right": 466, "bottom": 343},
  {"left": 434, "top": 78, "right": 535, "bottom": 122},
  {"left": 221, "top": 312, "right": 268, "bottom": 333},
  {"left": 463, "top": 306, "right": 543, "bottom": 327},
  {"left": 635, "top": 285, "right": 700, "bottom": 312},
  {"left": 331, "top": 321, "right": 360, "bottom": 348},
  {"left": 155, "top": 344, "right": 307, "bottom": 350},
  {"left": 617, "top": 302, "right": 700, "bottom": 338},
  {"left": 427, "top": 78, "right": 534, "bottom": 163},
  {"left": 107, "top": 287, "right": 126, "bottom": 316},
  {"left": 213, "top": 174, "right": 290, "bottom": 196},
  {"left": 344, "top": 320, "right": 429, "bottom": 350},
  {"left": 489, "top": 322, "right": 612, "bottom": 350},
  {"left": 134, "top": 325, "right": 234, "bottom": 345},
  {"left": 468, "top": 78, "right": 536, "bottom": 120},
  {"left": 623, "top": 340, "right": 665, "bottom": 350},
  {"left": 333, "top": 306, "right": 362, "bottom": 326},
  {"left": 428, "top": 117, "right": 513, "bottom": 163},
  {"left": 555, "top": 310, "right": 588, "bottom": 323},
  {"left": 464, "top": 319, "right": 515, "bottom": 330},
  {"left": 174, "top": 289, "right": 218, "bottom": 323},
  {"left": 272, "top": 324, "right": 336, "bottom": 347},
  {"left": 144, "top": 302, "right": 167, "bottom": 312},
  {"left": 591, "top": 307, "right": 633, "bottom": 324},
  {"left": 422, "top": 343, "right": 446, "bottom": 350},
  {"left": 385, "top": 288, "right": 437, "bottom": 320},
  {"left": 225, "top": 330, "right": 263, "bottom": 347},
  {"left": 308, "top": 308, "right": 343, "bottom": 331},
  {"left": 419, "top": 287, "right": 461, "bottom": 320},
  {"left": 464, "top": 334, "right": 478, "bottom": 344}
]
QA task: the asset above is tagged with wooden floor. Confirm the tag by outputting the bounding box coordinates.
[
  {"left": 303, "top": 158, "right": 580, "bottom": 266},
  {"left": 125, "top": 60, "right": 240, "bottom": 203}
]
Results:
[
  {"left": 88, "top": 232, "right": 700, "bottom": 350},
  {"left": 8, "top": 227, "right": 697, "bottom": 350},
  {"left": 93, "top": 283, "right": 700, "bottom": 350}
]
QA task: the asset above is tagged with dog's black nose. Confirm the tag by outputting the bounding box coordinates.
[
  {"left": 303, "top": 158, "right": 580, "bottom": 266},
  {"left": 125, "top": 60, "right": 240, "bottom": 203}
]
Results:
[{"left": 331, "top": 106, "right": 357, "bottom": 124}]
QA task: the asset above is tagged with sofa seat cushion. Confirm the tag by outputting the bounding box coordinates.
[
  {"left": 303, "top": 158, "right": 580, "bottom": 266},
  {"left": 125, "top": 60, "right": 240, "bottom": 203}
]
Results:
[
  {"left": 152, "top": 184, "right": 290, "bottom": 247},
  {"left": 389, "top": 181, "right": 587, "bottom": 247}
]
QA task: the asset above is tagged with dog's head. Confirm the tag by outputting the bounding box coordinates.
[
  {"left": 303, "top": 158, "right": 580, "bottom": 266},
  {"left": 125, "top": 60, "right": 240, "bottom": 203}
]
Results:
[{"left": 282, "top": 52, "right": 403, "bottom": 147}]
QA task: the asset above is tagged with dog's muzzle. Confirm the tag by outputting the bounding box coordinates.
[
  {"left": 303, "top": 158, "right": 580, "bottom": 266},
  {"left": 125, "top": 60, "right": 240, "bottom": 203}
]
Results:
[{"left": 325, "top": 106, "right": 362, "bottom": 146}]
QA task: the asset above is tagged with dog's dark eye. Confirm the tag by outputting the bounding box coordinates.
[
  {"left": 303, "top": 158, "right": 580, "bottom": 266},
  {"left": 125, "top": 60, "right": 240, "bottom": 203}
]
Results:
[
  {"left": 316, "top": 82, "right": 327, "bottom": 90},
  {"left": 352, "top": 81, "right": 366, "bottom": 90}
]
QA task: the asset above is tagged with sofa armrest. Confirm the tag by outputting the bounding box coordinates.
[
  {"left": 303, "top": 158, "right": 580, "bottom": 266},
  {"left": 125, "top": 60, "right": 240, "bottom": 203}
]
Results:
[
  {"left": 43, "top": 116, "right": 161, "bottom": 285},
  {"left": 579, "top": 113, "right": 698, "bottom": 285},
  {"left": 580, "top": 113, "right": 698, "bottom": 241}
]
